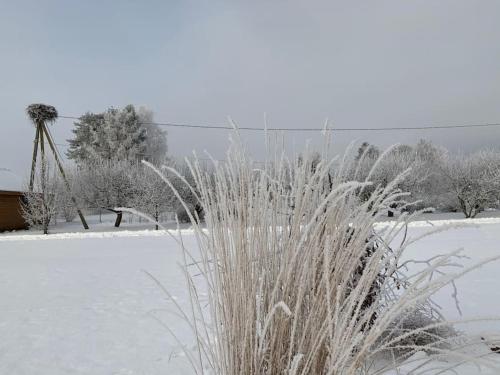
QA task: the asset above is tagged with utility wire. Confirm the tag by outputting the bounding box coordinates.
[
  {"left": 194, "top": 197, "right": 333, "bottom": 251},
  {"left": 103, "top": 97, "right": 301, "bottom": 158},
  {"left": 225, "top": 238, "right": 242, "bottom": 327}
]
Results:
[{"left": 58, "top": 115, "right": 500, "bottom": 133}]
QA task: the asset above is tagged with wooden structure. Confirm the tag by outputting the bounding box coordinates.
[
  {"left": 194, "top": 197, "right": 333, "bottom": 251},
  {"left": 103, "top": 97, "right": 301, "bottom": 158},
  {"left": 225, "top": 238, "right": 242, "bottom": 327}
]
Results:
[
  {"left": 27, "top": 104, "right": 89, "bottom": 230},
  {"left": 0, "top": 190, "right": 28, "bottom": 231}
]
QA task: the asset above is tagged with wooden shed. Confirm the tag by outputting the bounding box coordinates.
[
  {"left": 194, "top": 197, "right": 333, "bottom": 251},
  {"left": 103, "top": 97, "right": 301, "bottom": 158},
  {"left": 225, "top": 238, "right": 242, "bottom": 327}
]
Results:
[{"left": 0, "top": 190, "right": 28, "bottom": 231}]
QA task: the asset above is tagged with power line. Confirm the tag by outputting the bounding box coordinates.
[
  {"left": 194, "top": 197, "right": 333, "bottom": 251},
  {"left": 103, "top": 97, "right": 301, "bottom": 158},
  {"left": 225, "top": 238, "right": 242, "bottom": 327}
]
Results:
[
  {"left": 46, "top": 125, "right": 65, "bottom": 162},
  {"left": 57, "top": 115, "right": 500, "bottom": 133}
]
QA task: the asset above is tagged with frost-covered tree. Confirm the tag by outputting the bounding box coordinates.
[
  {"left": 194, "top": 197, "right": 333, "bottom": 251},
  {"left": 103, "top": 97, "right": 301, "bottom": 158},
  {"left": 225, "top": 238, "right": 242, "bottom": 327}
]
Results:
[
  {"left": 77, "top": 156, "right": 137, "bottom": 211},
  {"left": 355, "top": 141, "right": 380, "bottom": 162},
  {"left": 372, "top": 145, "right": 415, "bottom": 186},
  {"left": 350, "top": 142, "right": 381, "bottom": 202},
  {"left": 66, "top": 113, "right": 105, "bottom": 162},
  {"left": 360, "top": 144, "right": 420, "bottom": 215},
  {"left": 67, "top": 105, "right": 167, "bottom": 164},
  {"left": 74, "top": 156, "right": 183, "bottom": 227},
  {"left": 351, "top": 141, "right": 450, "bottom": 211},
  {"left": 442, "top": 150, "right": 500, "bottom": 218},
  {"left": 128, "top": 165, "right": 175, "bottom": 229},
  {"left": 137, "top": 107, "right": 168, "bottom": 165},
  {"left": 411, "top": 140, "right": 448, "bottom": 209},
  {"left": 372, "top": 145, "right": 429, "bottom": 205},
  {"left": 53, "top": 168, "right": 79, "bottom": 223},
  {"left": 101, "top": 105, "right": 146, "bottom": 161},
  {"left": 348, "top": 140, "right": 500, "bottom": 216},
  {"left": 352, "top": 142, "right": 381, "bottom": 181}
]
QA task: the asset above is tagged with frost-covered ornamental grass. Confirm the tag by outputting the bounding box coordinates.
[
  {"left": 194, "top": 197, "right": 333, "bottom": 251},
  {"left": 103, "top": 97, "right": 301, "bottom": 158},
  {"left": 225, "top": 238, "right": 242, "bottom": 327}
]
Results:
[{"left": 145, "top": 138, "right": 500, "bottom": 375}]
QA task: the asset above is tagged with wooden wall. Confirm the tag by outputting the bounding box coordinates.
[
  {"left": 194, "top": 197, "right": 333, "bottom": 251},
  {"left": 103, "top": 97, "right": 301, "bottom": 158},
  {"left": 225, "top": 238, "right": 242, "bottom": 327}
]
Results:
[{"left": 0, "top": 191, "right": 28, "bottom": 231}]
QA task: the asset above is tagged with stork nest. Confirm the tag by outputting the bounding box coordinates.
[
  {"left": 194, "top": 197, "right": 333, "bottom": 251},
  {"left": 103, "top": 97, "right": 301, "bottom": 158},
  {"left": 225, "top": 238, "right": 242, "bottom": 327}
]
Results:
[{"left": 26, "top": 104, "right": 58, "bottom": 124}]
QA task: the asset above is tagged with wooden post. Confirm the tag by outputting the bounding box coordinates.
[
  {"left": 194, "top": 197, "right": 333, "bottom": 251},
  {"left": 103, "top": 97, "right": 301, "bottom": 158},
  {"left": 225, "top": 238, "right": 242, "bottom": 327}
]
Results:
[
  {"left": 39, "top": 123, "right": 48, "bottom": 234},
  {"left": 29, "top": 126, "right": 40, "bottom": 192},
  {"left": 41, "top": 124, "right": 89, "bottom": 230}
]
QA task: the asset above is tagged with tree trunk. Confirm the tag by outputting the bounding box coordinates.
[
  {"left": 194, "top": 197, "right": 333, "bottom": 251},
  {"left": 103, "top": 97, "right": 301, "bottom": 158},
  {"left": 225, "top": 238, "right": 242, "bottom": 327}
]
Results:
[
  {"left": 155, "top": 204, "right": 159, "bottom": 230},
  {"left": 114, "top": 211, "right": 122, "bottom": 227},
  {"left": 458, "top": 196, "right": 470, "bottom": 218}
]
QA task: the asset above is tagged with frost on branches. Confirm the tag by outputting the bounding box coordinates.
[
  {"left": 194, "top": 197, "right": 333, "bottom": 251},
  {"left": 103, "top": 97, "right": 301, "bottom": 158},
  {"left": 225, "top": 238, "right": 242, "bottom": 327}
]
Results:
[
  {"left": 75, "top": 157, "right": 195, "bottom": 228},
  {"left": 66, "top": 105, "right": 167, "bottom": 165},
  {"left": 349, "top": 140, "right": 500, "bottom": 217},
  {"left": 21, "top": 161, "right": 58, "bottom": 234},
  {"left": 443, "top": 150, "right": 500, "bottom": 218}
]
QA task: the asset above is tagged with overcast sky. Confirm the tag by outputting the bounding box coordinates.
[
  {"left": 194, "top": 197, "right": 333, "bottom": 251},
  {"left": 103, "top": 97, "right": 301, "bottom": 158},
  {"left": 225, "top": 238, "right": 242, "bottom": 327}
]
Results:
[{"left": 1, "top": 0, "right": 500, "bottom": 189}]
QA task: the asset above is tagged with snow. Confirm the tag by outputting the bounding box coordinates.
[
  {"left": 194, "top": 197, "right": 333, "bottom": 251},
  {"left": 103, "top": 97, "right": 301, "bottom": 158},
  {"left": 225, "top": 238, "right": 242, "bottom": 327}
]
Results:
[
  {"left": 0, "top": 229, "right": 194, "bottom": 242},
  {"left": 1, "top": 217, "right": 500, "bottom": 374},
  {"left": 2, "top": 214, "right": 500, "bottom": 242},
  {"left": 0, "top": 213, "right": 193, "bottom": 240},
  {"left": 0, "top": 234, "right": 199, "bottom": 374}
]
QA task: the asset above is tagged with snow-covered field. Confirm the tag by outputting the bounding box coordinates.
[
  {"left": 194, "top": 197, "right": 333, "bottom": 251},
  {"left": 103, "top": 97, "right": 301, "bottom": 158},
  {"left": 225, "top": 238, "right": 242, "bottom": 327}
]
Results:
[{"left": 1, "top": 218, "right": 500, "bottom": 374}]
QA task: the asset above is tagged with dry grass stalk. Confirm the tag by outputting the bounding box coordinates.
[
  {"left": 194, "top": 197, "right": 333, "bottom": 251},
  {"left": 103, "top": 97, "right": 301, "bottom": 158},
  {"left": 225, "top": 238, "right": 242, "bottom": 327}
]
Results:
[{"left": 144, "top": 138, "right": 500, "bottom": 374}]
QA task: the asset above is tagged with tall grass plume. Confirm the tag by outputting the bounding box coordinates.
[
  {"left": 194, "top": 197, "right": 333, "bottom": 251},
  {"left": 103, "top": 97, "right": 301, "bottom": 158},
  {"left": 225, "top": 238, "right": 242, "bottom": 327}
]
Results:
[{"left": 145, "top": 137, "right": 500, "bottom": 374}]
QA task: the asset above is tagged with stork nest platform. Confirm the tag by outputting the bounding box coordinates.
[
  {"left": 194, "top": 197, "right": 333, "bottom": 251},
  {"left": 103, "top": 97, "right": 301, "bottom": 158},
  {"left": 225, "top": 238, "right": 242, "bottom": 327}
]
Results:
[{"left": 26, "top": 104, "right": 58, "bottom": 124}]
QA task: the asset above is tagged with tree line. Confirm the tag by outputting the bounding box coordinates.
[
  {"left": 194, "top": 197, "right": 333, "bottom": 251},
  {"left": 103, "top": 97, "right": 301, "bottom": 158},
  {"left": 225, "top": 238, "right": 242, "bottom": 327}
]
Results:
[
  {"left": 23, "top": 105, "right": 200, "bottom": 232},
  {"left": 350, "top": 140, "right": 500, "bottom": 218},
  {"left": 22, "top": 106, "right": 500, "bottom": 232}
]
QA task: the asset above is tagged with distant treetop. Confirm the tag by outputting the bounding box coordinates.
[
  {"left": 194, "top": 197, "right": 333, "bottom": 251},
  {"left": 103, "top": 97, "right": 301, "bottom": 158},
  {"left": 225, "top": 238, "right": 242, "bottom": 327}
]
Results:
[{"left": 66, "top": 105, "right": 168, "bottom": 165}]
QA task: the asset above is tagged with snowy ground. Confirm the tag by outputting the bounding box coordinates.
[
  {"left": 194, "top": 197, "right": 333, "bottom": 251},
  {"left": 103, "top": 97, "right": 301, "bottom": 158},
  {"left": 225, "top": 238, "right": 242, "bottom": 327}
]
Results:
[
  {"left": 0, "top": 234, "right": 202, "bottom": 374},
  {"left": 1, "top": 218, "right": 500, "bottom": 374},
  {"left": 1, "top": 209, "right": 499, "bottom": 238},
  {"left": 0, "top": 212, "right": 191, "bottom": 238}
]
